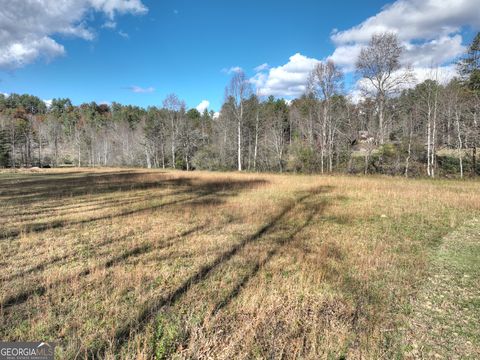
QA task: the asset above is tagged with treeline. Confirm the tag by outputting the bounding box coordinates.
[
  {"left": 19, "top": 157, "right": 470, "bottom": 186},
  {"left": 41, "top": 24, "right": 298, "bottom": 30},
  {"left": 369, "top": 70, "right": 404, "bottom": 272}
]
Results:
[{"left": 0, "top": 32, "right": 479, "bottom": 177}]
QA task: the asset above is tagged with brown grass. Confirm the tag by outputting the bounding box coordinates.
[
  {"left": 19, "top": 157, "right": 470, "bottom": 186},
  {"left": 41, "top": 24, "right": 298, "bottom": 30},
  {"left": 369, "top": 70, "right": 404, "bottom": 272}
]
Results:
[{"left": 0, "top": 168, "right": 479, "bottom": 359}]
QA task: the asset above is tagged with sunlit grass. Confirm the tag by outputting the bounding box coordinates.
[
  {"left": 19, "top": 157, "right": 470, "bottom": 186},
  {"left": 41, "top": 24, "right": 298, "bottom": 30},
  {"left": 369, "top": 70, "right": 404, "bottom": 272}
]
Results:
[{"left": 0, "top": 168, "right": 479, "bottom": 358}]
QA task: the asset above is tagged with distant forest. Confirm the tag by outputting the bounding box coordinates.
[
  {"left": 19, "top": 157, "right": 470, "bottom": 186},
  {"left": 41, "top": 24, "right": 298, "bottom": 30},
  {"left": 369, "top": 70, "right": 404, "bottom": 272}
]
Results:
[{"left": 1, "top": 33, "right": 479, "bottom": 178}]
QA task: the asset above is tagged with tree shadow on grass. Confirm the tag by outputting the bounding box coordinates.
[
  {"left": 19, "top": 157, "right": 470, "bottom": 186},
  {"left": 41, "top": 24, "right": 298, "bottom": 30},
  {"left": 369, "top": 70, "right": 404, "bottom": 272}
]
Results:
[
  {"left": 0, "top": 176, "right": 266, "bottom": 310},
  {"left": 0, "top": 173, "right": 267, "bottom": 240},
  {"left": 0, "top": 171, "right": 203, "bottom": 207},
  {"left": 87, "top": 186, "right": 332, "bottom": 358},
  {"left": 211, "top": 199, "right": 324, "bottom": 315}
]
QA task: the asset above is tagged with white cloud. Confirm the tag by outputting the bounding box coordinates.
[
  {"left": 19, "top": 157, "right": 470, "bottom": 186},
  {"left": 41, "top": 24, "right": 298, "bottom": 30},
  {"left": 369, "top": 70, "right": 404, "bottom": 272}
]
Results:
[
  {"left": 213, "top": 112, "right": 220, "bottom": 119},
  {"left": 331, "top": 0, "right": 480, "bottom": 45},
  {"left": 118, "top": 30, "right": 129, "bottom": 39},
  {"left": 196, "top": 100, "right": 209, "bottom": 113},
  {"left": 43, "top": 99, "right": 52, "bottom": 108},
  {"left": 0, "top": 0, "right": 148, "bottom": 70},
  {"left": 412, "top": 64, "right": 458, "bottom": 85},
  {"left": 327, "top": 44, "right": 362, "bottom": 72},
  {"left": 250, "top": 53, "right": 320, "bottom": 97},
  {"left": 351, "top": 64, "right": 458, "bottom": 103},
  {"left": 128, "top": 85, "right": 155, "bottom": 93},
  {"left": 324, "top": 0, "right": 480, "bottom": 101},
  {"left": 222, "top": 66, "right": 243, "bottom": 74},
  {"left": 249, "top": 0, "right": 478, "bottom": 100},
  {"left": 0, "top": 37, "right": 65, "bottom": 69},
  {"left": 89, "top": 0, "right": 147, "bottom": 19},
  {"left": 329, "top": 0, "right": 480, "bottom": 72},
  {"left": 402, "top": 35, "right": 465, "bottom": 67},
  {"left": 102, "top": 20, "right": 117, "bottom": 29},
  {"left": 254, "top": 63, "right": 269, "bottom": 72}
]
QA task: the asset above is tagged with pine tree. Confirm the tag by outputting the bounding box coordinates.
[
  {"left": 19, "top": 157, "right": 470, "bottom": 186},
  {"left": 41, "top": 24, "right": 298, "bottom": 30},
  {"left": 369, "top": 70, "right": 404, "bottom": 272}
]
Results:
[
  {"left": 0, "top": 128, "right": 10, "bottom": 167},
  {"left": 458, "top": 32, "right": 480, "bottom": 92}
]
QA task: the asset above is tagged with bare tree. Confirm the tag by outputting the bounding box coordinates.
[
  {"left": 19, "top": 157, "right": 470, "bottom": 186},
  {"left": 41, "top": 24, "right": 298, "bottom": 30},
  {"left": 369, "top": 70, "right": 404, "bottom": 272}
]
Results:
[
  {"left": 418, "top": 79, "right": 440, "bottom": 177},
  {"left": 356, "top": 32, "right": 414, "bottom": 144},
  {"left": 226, "top": 71, "right": 251, "bottom": 171},
  {"left": 163, "top": 94, "right": 184, "bottom": 169},
  {"left": 311, "top": 60, "right": 343, "bottom": 172}
]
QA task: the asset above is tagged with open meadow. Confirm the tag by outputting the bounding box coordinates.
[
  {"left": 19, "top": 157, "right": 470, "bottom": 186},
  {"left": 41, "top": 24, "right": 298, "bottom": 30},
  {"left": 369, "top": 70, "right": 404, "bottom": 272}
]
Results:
[{"left": 1, "top": 169, "right": 479, "bottom": 359}]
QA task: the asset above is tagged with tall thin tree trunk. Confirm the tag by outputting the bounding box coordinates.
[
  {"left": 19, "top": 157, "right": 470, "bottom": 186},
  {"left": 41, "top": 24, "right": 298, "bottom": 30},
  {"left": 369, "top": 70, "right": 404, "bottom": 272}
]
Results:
[
  {"left": 431, "top": 85, "right": 438, "bottom": 178},
  {"left": 247, "top": 128, "right": 251, "bottom": 171},
  {"left": 472, "top": 146, "right": 476, "bottom": 177},
  {"left": 171, "top": 117, "right": 176, "bottom": 169},
  {"left": 405, "top": 113, "right": 413, "bottom": 178},
  {"left": 237, "top": 101, "right": 243, "bottom": 171},
  {"left": 145, "top": 146, "right": 151, "bottom": 169},
  {"left": 378, "top": 94, "right": 385, "bottom": 145},
  {"left": 11, "top": 139, "right": 15, "bottom": 168},
  {"left": 103, "top": 138, "right": 108, "bottom": 166},
  {"left": 456, "top": 110, "right": 463, "bottom": 178},
  {"left": 426, "top": 107, "right": 432, "bottom": 177},
  {"left": 364, "top": 152, "right": 369, "bottom": 175},
  {"left": 237, "top": 119, "right": 242, "bottom": 171},
  {"left": 473, "top": 111, "right": 477, "bottom": 176},
  {"left": 328, "top": 124, "right": 334, "bottom": 172},
  {"left": 161, "top": 142, "right": 165, "bottom": 169},
  {"left": 38, "top": 135, "right": 42, "bottom": 168},
  {"left": 253, "top": 111, "right": 259, "bottom": 171},
  {"left": 321, "top": 104, "right": 327, "bottom": 173},
  {"left": 54, "top": 135, "right": 58, "bottom": 167},
  {"left": 78, "top": 140, "right": 81, "bottom": 167}
]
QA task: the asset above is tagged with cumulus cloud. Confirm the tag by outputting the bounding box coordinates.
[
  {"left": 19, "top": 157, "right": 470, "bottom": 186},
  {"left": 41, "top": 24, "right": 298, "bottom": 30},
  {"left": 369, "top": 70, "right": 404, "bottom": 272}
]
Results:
[
  {"left": 402, "top": 35, "right": 465, "bottom": 68},
  {"left": 250, "top": 0, "right": 479, "bottom": 99},
  {"left": 323, "top": 0, "right": 480, "bottom": 101},
  {"left": 411, "top": 64, "right": 459, "bottom": 85},
  {"left": 331, "top": 0, "right": 480, "bottom": 45},
  {"left": 350, "top": 64, "right": 458, "bottom": 103},
  {"left": 329, "top": 0, "right": 480, "bottom": 72},
  {"left": 328, "top": 44, "right": 362, "bottom": 72},
  {"left": 128, "top": 85, "right": 155, "bottom": 93},
  {"left": 251, "top": 53, "right": 320, "bottom": 98},
  {"left": 0, "top": 0, "right": 147, "bottom": 70},
  {"left": 196, "top": 100, "right": 209, "bottom": 113},
  {"left": 0, "top": 37, "right": 65, "bottom": 69}
]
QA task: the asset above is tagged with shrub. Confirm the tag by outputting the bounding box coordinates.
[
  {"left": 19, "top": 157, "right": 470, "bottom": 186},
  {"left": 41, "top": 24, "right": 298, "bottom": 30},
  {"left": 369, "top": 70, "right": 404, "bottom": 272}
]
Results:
[
  {"left": 192, "top": 146, "right": 222, "bottom": 171},
  {"left": 286, "top": 140, "right": 318, "bottom": 173}
]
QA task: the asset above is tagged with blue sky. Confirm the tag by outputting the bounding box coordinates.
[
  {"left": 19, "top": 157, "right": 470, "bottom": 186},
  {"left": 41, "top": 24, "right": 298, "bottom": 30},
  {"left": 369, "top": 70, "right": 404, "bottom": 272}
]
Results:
[{"left": 1, "top": 0, "right": 479, "bottom": 111}]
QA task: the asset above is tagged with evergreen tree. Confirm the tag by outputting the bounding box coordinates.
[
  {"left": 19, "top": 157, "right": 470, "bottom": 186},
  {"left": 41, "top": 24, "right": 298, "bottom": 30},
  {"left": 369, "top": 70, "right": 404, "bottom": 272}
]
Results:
[
  {"left": 0, "top": 128, "right": 10, "bottom": 167},
  {"left": 458, "top": 32, "right": 480, "bottom": 92}
]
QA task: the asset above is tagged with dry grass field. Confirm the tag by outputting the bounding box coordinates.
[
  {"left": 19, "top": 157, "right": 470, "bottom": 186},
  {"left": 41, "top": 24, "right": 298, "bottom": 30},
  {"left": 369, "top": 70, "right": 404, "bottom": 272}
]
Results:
[{"left": 1, "top": 168, "right": 479, "bottom": 359}]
